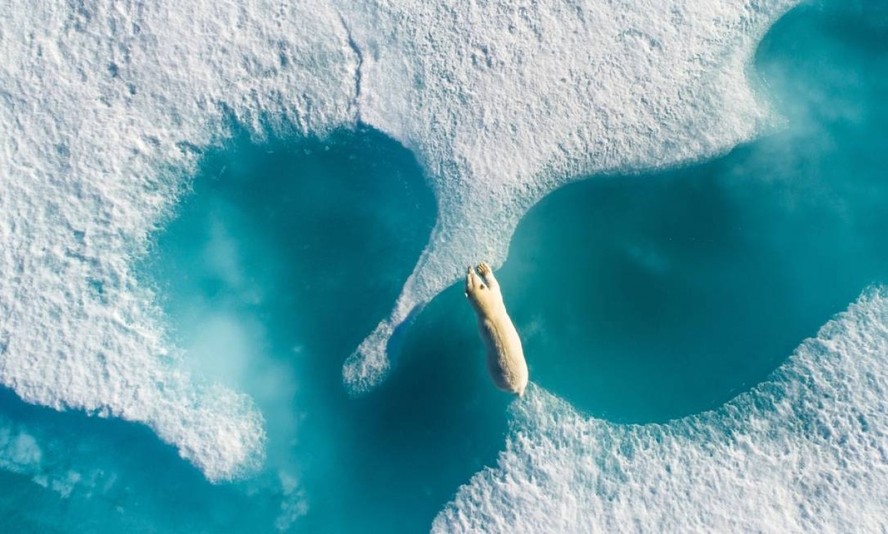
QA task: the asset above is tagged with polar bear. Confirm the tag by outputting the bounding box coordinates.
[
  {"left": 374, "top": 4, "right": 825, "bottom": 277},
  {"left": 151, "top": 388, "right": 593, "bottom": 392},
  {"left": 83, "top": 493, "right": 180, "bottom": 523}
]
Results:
[{"left": 465, "top": 262, "right": 529, "bottom": 396}]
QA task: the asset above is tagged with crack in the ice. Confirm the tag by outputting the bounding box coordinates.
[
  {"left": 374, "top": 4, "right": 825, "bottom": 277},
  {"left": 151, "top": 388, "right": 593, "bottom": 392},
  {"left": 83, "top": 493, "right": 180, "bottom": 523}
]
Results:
[{"left": 338, "top": 13, "right": 364, "bottom": 122}]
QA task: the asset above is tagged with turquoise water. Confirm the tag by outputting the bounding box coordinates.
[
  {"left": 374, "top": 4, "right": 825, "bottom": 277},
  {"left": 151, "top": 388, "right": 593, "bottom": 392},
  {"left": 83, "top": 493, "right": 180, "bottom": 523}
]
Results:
[
  {"left": 144, "top": 127, "right": 511, "bottom": 531},
  {"left": 504, "top": 1, "right": 885, "bottom": 423},
  {"left": 501, "top": 0, "right": 888, "bottom": 423},
  {"left": 2, "top": 0, "right": 887, "bottom": 531}
]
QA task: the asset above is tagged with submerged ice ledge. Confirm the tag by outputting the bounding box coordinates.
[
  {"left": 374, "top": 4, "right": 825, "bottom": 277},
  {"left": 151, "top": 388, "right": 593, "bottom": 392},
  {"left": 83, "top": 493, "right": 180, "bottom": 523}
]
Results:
[{"left": 0, "top": 0, "right": 796, "bottom": 479}]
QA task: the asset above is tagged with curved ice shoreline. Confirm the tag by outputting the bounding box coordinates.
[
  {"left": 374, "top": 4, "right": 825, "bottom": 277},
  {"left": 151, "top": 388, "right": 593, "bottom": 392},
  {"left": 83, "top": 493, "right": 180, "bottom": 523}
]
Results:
[
  {"left": 434, "top": 286, "right": 888, "bottom": 532},
  {"left": 0, "top": 0, "right": 797, "bottom": 480},
  {"left": 340, "top": 0, "right": 798, "bottom": 393},
  {"left": 0, "top": 0, "right": 356, "bottom": 481}
]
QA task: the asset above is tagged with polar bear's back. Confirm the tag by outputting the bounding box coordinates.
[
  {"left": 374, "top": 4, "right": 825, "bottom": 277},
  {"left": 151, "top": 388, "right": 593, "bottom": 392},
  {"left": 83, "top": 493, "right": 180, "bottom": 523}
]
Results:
[
  {"left": 480, "top": 316, "right": 528, "bottom": 396},
  {"left": 466, "top": 263, "right": 529, "bottom": 396}
]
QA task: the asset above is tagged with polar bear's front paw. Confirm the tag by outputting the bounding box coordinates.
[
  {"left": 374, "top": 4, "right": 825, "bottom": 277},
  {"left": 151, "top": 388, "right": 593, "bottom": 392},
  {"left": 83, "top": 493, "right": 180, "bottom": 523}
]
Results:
[
  {"left": 476, "top": 262, "right": 499, "bottom": 290},
  {"left": 466, "top": 265, "right": 485, "bottom": 294}
]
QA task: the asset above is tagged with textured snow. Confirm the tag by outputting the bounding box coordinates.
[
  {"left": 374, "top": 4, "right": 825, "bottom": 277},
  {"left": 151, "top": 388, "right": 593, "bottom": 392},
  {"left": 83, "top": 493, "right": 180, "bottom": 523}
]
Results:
[
  {"left": 0, "top": 0, "right": 354, "bottom": 480},
  {"left": 434, "top": 287, "right": 888, "bottom": 532},
  {"left": 338, "top": 0, "right": 798, "bottom": 393},
  {"left": 0, "top": 0, "right": 798, "bottom": 479}
]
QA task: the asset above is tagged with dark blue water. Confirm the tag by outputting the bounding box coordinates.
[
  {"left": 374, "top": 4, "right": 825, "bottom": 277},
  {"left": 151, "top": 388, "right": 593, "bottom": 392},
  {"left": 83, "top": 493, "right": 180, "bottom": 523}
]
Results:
[{"left": 1, "top": 0, "right": 886, "bottom": 531}]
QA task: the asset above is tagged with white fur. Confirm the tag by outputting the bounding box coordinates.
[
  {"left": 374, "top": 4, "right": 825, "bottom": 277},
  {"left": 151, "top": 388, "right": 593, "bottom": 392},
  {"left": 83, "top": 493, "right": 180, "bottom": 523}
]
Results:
[{"left": 465, "top": 263, "right": 529, "bottom": 396}]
